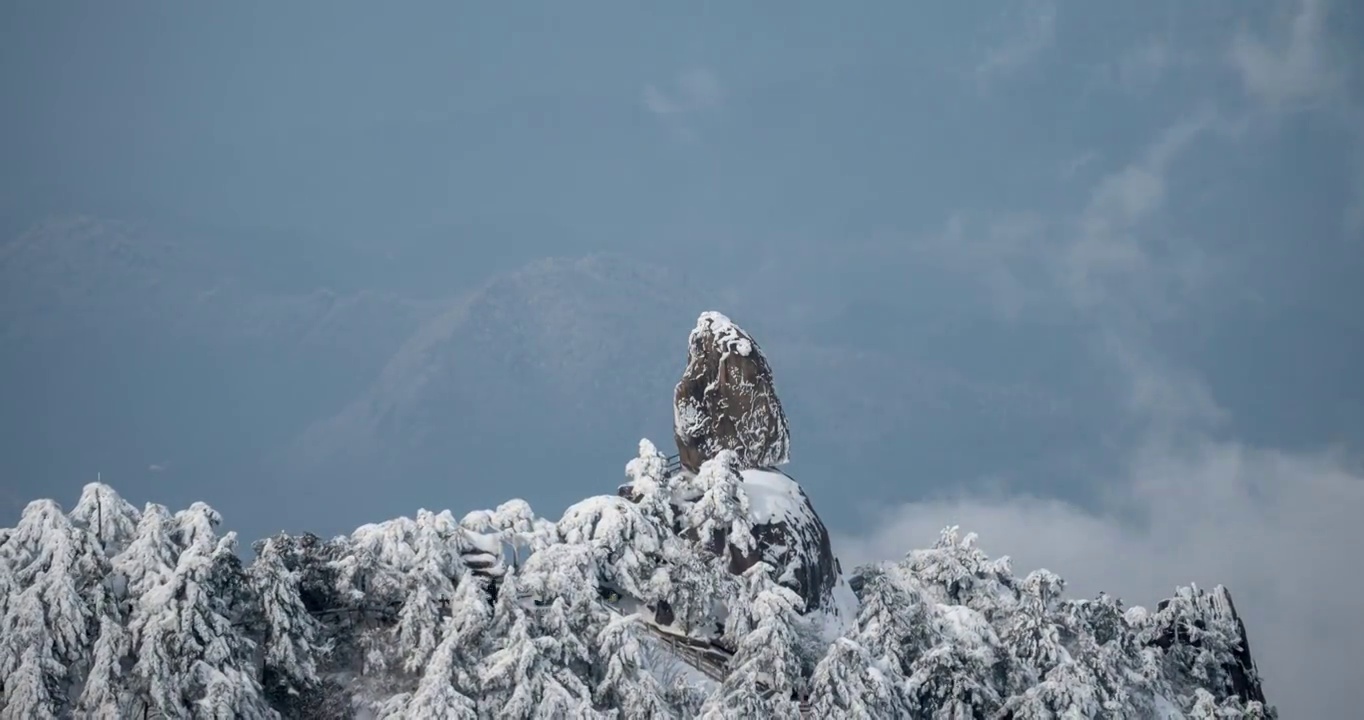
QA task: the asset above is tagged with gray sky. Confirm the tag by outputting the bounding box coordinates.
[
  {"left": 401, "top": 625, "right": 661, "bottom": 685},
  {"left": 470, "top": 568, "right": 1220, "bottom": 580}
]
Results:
[{"left": 2, "top": 1, "right": 1361, "bottom": 715}]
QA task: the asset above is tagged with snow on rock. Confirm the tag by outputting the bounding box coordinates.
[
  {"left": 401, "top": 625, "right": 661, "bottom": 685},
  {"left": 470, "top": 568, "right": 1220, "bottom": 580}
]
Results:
[
  {"left": 673, "top": 311, "right": 790, "bottom": 473},
  {"left": 739, "top": 467, "right": 807, "bottom": 525},
  {"left": 735, "top": 467, "right": 840, "bottom": 615}
]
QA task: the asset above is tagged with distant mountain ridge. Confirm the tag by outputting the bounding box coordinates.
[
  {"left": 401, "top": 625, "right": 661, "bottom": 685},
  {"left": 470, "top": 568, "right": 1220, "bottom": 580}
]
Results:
[{"left": 0, "top": 216, "right": 1085, "bottom": 544}]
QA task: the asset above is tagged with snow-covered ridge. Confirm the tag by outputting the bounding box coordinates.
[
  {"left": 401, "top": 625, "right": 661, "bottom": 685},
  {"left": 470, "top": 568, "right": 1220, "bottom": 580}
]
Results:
[{"left": 0, "top": 444, "right": 1273, "bottom": 718}]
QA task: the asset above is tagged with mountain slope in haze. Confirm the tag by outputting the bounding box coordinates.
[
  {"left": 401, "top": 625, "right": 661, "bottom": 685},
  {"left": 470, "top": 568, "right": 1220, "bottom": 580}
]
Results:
[
  {"left": 0, "top": 217, "right": 439, "bottom": 524},
  {"left": 285, "top": 255, "right": 708, "bottom": 525},
  {"left": 2, "top": 216, "right": 1084, "bottom": 544},
  {"left": 284, "top": 255, "right": 1081, "bottom": 534}
]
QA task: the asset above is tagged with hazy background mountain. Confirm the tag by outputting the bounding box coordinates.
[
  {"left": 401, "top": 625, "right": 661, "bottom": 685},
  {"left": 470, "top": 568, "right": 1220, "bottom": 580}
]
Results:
[{"left": 1, "top": 221, "right": 1094, "bottom": 541}]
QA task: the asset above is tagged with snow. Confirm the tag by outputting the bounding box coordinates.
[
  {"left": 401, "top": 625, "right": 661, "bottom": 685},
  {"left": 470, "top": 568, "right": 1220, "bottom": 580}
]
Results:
[
  {"left": 737, "top": 468, "right": 807, "bottom": 525},
  {"left": 819, "top": 575, "right": 861, "bottom": 643},
  {"left": 935, "top": 604, "right": 994, "bottom": 648},
  {"left": 693, "top": 311, "right": 752, "bottom": 358},
  {"left": 1153, "top": 693, "right": 1186, "bottom": 719},
  {"left": 0, "top": 452, "right": 1274, "bottom": 718}
]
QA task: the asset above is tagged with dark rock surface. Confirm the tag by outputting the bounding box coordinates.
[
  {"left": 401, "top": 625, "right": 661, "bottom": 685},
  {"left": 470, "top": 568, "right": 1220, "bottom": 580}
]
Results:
[{"left": 673, "top": 312, "right": 791, "bottom": 473}]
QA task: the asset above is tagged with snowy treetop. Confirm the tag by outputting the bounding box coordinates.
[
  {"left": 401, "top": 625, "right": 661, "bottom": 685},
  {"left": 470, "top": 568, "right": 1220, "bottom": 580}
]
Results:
[{"left": 0, "top": 463, "right": 1273, "bottom": 719}]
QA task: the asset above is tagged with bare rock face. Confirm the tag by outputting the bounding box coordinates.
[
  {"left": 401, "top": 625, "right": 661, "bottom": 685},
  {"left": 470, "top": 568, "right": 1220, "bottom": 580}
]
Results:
[{"left": 673, "top": 312, "right": 791, "bottom": 473}]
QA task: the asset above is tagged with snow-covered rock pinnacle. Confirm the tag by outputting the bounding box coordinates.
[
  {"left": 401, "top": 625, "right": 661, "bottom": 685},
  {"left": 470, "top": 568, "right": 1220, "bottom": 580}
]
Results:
[{"left": 673, "top": 311, "right": 790, "bottom": 473}]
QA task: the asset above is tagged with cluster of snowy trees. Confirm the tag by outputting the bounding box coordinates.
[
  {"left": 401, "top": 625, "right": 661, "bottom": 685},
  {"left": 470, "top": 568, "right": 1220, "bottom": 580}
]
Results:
[{"left": 0, "top": 440, "right": 1273, "bottom": 718}]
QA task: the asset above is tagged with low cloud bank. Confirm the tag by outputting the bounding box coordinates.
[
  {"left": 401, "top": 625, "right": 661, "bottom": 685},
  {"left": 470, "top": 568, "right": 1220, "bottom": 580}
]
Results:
[{"left": 837, "top": 436, "right": 1363, "bottom": 718}]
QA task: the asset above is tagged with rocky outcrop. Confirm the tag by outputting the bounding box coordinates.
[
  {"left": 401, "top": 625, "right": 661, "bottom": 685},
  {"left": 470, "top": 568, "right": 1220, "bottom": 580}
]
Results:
[
  {"left": 640, "top": 313, "right": 842, "bottom": 618},
  {"left": 721, "top": 466, "right": 840, "bottom": 614},
  {"left": 673, "top": 312, "right": 790, "bottom": 473},
  {"left": 619, "top": 461, "right": 842, "bottom": 618},
  {"left": 1148, "top": 585, "right": 1268, "bottom": 707}
]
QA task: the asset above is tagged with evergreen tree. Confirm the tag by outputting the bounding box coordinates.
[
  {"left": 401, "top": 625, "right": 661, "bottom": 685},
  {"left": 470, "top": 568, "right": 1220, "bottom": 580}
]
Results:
[
  {"left": 69, "top": 482, "right": 141, "bottom": 557},
  {"left": 478, "top": 615, "right": 598, "bottom": 720},
  {"left": 556, "top": 495, "right": 663, "bottom": 601},
  {"left": 249, "top": 536, "right": 329, "bottom": 715},
  {"left": 1060, "top": 594, "right": 1156, "bottom": 716},
  {"left": 1002, "top": 569, "right": 1068, "bottom": 681},
  {"left": 703, "top": 582, "right": 805, "bottom": 718},
  {"left": 377, "top": 574, "right": 491, "bottom": 720},
  {"left": 74, "top": 615, "right": 131, "bottom": 718},
  {"left": 1, "top": 642, "right": 61, "bottom": 720},
  {"left": 903, "top": 642, "right": 1003, "bottom": 719},
  {"left": 685, "top": 450, "right": 755, "bottom": 567},
  {"left": 594, "top": 614, "right": 671, "bottom": 718},
  {"left": 903, "top": 525, "right": 1014, "bottom": 620},
  {"left": 853, "top": 566, "right": 931, "bottom": 675},
  {"left": 128, "top": 522, "right": 273, "bottom": 718},
  {"left": 0, "top": 500, "right": 109, "bottom": 716},
  {"left": 647, "top": 539, "right": 726, "bottom": 636},
  {"left": 807, "top": 637, "right": 905, "bottom": 719},
  {"left": 623, "top": 438, "right": 677, "bottom": 530},
  {"left": 112, "top": 503, "right": 181, "bottom": 601}
]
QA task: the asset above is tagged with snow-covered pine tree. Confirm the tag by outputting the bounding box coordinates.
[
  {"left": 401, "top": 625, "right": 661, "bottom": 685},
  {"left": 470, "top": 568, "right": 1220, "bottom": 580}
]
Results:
[
  {"left": 478, "top": 613, "right": 598, "bottom": 719},
  {"left": 394, "top": 584, "right": 442, "bottom": 674},
  {"left": 0, "top": 528, "right": 11, "bottom": 623},
  {"left": 486, "top": 563, "right": 525, "bottom": 641},
  {"left": 556, "top": 495, "right": 663, "bottom": 603},
  {"left": 1002, "top": 569, "right": 1068, "bottom": 682},
  {"left": 127, "top": 508, "right": 273, "bottom": 719},
  {"left": 852, "top": 565, "right": 932, "bottom": 675},
  {"left": 647, "top": 538, "right": 726, "bottom": 637},
  {"left": 2, "top": 642, "right": 61, "bottom": 720},
  {"left": 623, "top": 439, "right": 677, "bottom": 529},
  {"left": 0, "top": 500, "right": 110, "bottom": 717},
  {"left": 491, "top": 498, "right": 555, "bottom": 567},
  {"left": 341, "top": 517, "right": 418, "bottom": 614},
  {"left": 473, "top": 544, "right": 600, "bottom": 717},
  {"left": 249, "top": 535, "right": 329, "bottom": 716},
  {"left": 594, "top": 614, "right": 671, "bottom": 718},
  {"left": 335, "top": 517, "right": 422, "bottom": 684},
  {"left": 807, "top": 636, "right": 905, "bottom": 719},
  {"left": 1188, "top": 688, "right": 1273, "bottom": 719},
  {"left": 113, "top": 502, "right": 182, "bottom": 602},
  {"left": 902, "top": 641, "right": 1004, "bottom": 719},
  {"left": 521, "top": 543, "right": 606, "bottom": 687},
  {"left": 903, "top": 525, "right": 1014, "bottom": 619},
  {"left": 73, "top": 615, "right": 131, "bottom": 718},
  {"left": 69, "top": 482, "right": 140, "bottom": 557},
  {"left": 389, "top": 509, "right": 470, "bottom": 676},
  {"left": 702, "top": 580, "right": 805, "bottom": 718},
  {"left": 410, "top": 509, "right": 469, "bottom": 601},
  {"left": 722, "top": 562, "right": 773, "bottom": 646},
  {"left": 1058, "top": 593, "right": 1158, "bottom": 716},
  {"left": 684, "top": 450, "right": 755, "bottom": 571},
  {"left": 377, "top": 572, "right": 491, "bottom": 719},
  {"left": 1001, "top": 659, "right": 1106, "bottom": 719}
]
